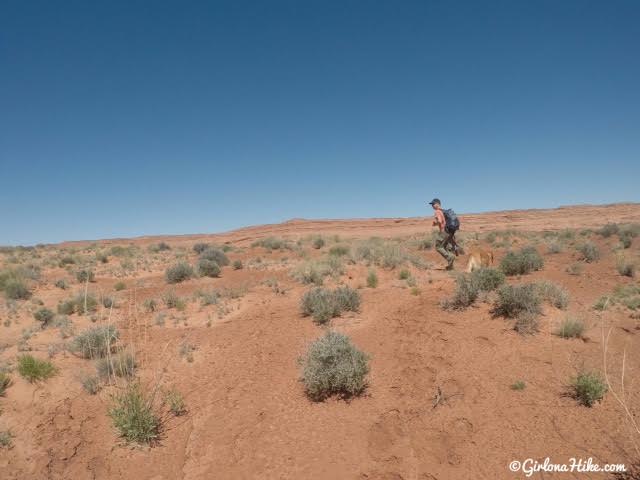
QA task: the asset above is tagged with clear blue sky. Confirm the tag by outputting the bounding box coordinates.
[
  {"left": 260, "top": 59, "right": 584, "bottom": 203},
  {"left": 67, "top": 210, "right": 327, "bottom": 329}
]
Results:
[{"left": 1, "top": 1, "right": 639, "bottom": 245}]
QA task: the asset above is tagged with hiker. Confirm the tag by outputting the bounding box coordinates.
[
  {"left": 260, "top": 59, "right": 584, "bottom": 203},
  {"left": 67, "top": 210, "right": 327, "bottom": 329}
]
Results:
[{"left": 429, "top": 198, "right": 460, "bottom": 270}]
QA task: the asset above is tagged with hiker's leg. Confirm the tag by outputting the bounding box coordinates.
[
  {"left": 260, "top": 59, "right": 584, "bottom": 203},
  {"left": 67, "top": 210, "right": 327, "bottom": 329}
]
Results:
[
  {"left": 449, "top": 233, "right": 460, "bottom": 256},
  {"left": 435, "top": 232, "right": 455, "bottom": 268}
]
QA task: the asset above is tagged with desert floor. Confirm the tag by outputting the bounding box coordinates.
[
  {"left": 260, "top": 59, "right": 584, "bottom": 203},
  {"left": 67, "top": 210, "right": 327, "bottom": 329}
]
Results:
[{"left": 1, "top": 203, "right": 640, "bottom": 479}]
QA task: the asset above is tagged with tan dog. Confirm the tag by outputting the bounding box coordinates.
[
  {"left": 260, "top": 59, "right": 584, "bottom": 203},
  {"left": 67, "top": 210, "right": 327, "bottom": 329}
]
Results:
[{"left": 466, "top": 248, "right": 494, "bottom": 272}]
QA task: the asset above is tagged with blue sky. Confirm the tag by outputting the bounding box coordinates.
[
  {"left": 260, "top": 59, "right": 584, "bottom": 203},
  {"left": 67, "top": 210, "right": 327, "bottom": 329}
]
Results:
[{"left": 1, "top": 0, "right": 639, "bottom": 245}]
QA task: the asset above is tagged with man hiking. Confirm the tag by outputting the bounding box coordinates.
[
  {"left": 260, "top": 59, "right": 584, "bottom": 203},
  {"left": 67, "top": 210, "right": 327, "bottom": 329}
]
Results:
[{"left": 429, "top": 198, "right": 460, "bottom": 270}]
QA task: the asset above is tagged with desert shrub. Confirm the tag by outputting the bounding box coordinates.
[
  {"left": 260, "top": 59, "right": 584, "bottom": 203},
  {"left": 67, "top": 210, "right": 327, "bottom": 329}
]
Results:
[
  {"left": 415, "top": 236, "right": 433, "bottom": 250},
  {"left": 57, "top": 293, "right": 97, "bottom": 316},
  {"left": 97, "top": 351, "right": 136, "bottom": 378},
  {"left": 232, "top": 259, "right": 243, "bottom": 270},
  {"left": 329, "top": 244, "right": 350, "bottom": 257},
  {"left": 379, "top": 243, "right": 407, "bottom": 269},
  {"left": 292, "top": 259, "right": 337, "bottom": 286},
  {"left": 79, "top": 293, "right": 99, "bottom": 315},
  {"left": 17, "top": 354, "right": 57, "bottom": 382},
  {"left": 165, "top": 262, "right": 194, "bottom": 284},
  {"left": 471, "top": 267, "right": 505, "bottom": 292},
  {"left": 57, "top": 299, "right": 76, "bottom": 315},
  {"left": 110, "top": 245, "right": 138, "bottom": 257},
  {"left": 0, "top": 430, "right": 13, "bottom": 448},
  {"left": 513, "top": 311, "right": 539, "bottom": 335},
  {"left": 75, "top": 269, "right": 95, "bottom": 283},
  {"left": 492, "top": 284, "right": 541, "bottom": 318},
  {"left": 301, "top": 288, "right": 340, "bottom": 324},
  {"left": 300, "top": 286, "right": 360, "bottom": 324},
  {"left": 54, "top": 279, "right": 68, "bottom": 289},
  {"left": 33, "top": 308, "right": 55, "bottom": 326},
  {"left": 597, "top": 223, "right": 619, "bottom": 238},
  {"left": 547, "top": 242, "right": 563, "bottom": 254},
  {"left": 536, "top": 281, "right": 569, "bottom": 309},
  {"left": 444, "top": 275, "right": 479, "bottom": 310},
  {"left": 398, "top": 269, "right": 410, "bottom": 280},
  {"left": 593, "top": 296, "right": 611, "bottom": 311},
  {"left": 58, "top": 255, "right": 76, "bottom": 266},
  {"left": 353, "top": 238, "right": 408, "bottom": 269},
  {"left": 500, "top": 246, "right": 544, "bottom": 275},
  {"left": 577, "top": 242, "right": 600, "bottom": 263},
  {"left": 555, "top": 318, "right": 585, "bottom": 339},
  {"left": 53, "top": 315, "right": 74, "bottom": 338},
  {"left": 572, "top": 371, "right": 607, "bottom": 407},
  {"left": 74, "top": 293, "right": 98, "bottom": 315},
  {"left": 179, "top": 342, "right": 196, "bottom": 362},
  {"left": 108, "top": 382, "right": 160, "bottom": 444},
  {"left": 193, "top": 242, "right": 210, "bottom": 254},
  {"left": 616, "top": 256, "right": 635, "bottom": 277},
  {"left": 143, "top": 298, "right": 157, "bottom": 313},
  {"left": 70, "top": 325, "right": 119, "bottom": 358},
  {"left": 162, "top": 290, "right": 186, "bottom": 310},
  {"left": 197, "top": 259, "right": 221, "bottom": 278},
  {"left": 96, "top": 252, "right": 109, "bottom": 263},
  {"left": 566, "top": 263, "right": 583, "bottom": 275},
  {"left": 114, "top": 281, "right": 126, "bottom": 291},
  {"left": 333, "top": 286, "right": 361, "bottom": 312},
  {"left": 443, "top": 268, "right": 504, "bottom": 310},
  {"left": 165, "top": 389, "right": 187, "bottom": 416},
  {"left": 148, "top": 242, "right": 171, "bottom": 253},
  {"left": 0, "top": 373, "right": 11, "bottom": 396},
  {"left": 619, "top": 223, "right": 640, "bottom": 237},
  {"left": 367, "top": 269, "right": 378, "bottom": 288},
  {"left": 610, "top": 284, "right": 640, "bottom": 310},
  {"left": 102, "top": 296, "right": 116, "bottom": 308},
  {"left": 618, "top": 232, "right": 633, "bottom": 249},
  {"left": 312, "top": 236, "right": 325, "bottom": 249},
  {"left": 252, "top": 237, "right": 291, "bottom": 251},
  {"left": 3, "top": 278, "right": 31, "bottom": 300},
  {"left": 199, "top": 247, "right": 229, "bottom": 266},
  {"left": 511, "top": 380, "right": 526, "bottom": 391},
  {"left": 81, "top": 374, "right": 102, "bottom": 394},
  {"left": 196, "top": 289, "right": 219, "bottom": 306},
  {"left": 300, "top": 331, "right": 369, "bottom": 401}
]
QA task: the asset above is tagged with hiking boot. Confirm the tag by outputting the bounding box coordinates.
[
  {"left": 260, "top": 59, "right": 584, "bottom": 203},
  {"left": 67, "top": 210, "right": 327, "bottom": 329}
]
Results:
[{"left": 446, "top": 259, "right": 455, "bottom": 270}]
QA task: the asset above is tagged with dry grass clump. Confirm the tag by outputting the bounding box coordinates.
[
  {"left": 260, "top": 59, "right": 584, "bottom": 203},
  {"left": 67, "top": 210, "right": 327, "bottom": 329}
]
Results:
[
  {"left": 17, "top": 354, "right": 57, "bottom": 382},
  {"left": 300, "top": 286, "right": 360, "bottom": 324},
  {"left": 108, "top": 382, "right": 161, "bottom": 444},
  {"left": 69, "top": 325, "right": 119, "bottom": 359},
  {"left": 443, "top": 268, "right": 505, "bottom": 310},
  {"left": 577, "top": 242, "right": 600, "bottom": 263},
  {"left": 491, "top": 284, "right": 541, "bottom": 318},
  {"left": 252, "top": 237, "right": 292, "bottom": 251},
  {"left": 165, "top": 262, "right": 195, "bottom": 284},
  {"left": 96, "top": 350, "right": 137, "bottom": 379},
  {"left": 571, "top": 371, "right": 607, "bottom": 407},
  {"left": 616, "top": 256, "right": 636, "bottom": 277},
  {"left": 500, "top": 246, "right": 544, "bottom": 275},
  {"left": 300, "top": 331, "right": 369, "bottom": 401},
  {"left": 535, "top": 281, "right": 569, "bottom": 309},
  {"left": 292, "top": 257, "right": 344, "bottom": 285},
  {"left": 555, "top": 317, "right": 585, "bottom": 339}
]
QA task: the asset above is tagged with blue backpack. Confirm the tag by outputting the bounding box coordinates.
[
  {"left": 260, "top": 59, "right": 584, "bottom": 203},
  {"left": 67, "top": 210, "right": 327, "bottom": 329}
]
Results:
[{"left": 443, "top": 209, "right": 460, "bottom": 233}]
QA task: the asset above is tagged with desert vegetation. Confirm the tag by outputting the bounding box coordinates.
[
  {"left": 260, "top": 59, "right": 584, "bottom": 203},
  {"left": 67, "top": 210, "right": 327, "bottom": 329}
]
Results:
[
  {"left": 300, "top": 331, "right": 370, "bottom": 401},
  {"left": 0, "top": 210, "right": 638, "bottom": 479}
]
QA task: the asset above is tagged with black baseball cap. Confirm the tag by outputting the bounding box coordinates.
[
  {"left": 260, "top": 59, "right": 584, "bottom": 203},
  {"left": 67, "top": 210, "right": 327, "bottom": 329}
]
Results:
[{"left": 428, "top": 198, "right": 441, "bottom": 205}]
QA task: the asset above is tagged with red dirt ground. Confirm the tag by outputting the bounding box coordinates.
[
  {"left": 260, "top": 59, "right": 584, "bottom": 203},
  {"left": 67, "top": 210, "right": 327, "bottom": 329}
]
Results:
[{"left": 1, "top": 203, "right": 639, "bottom": 479}]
